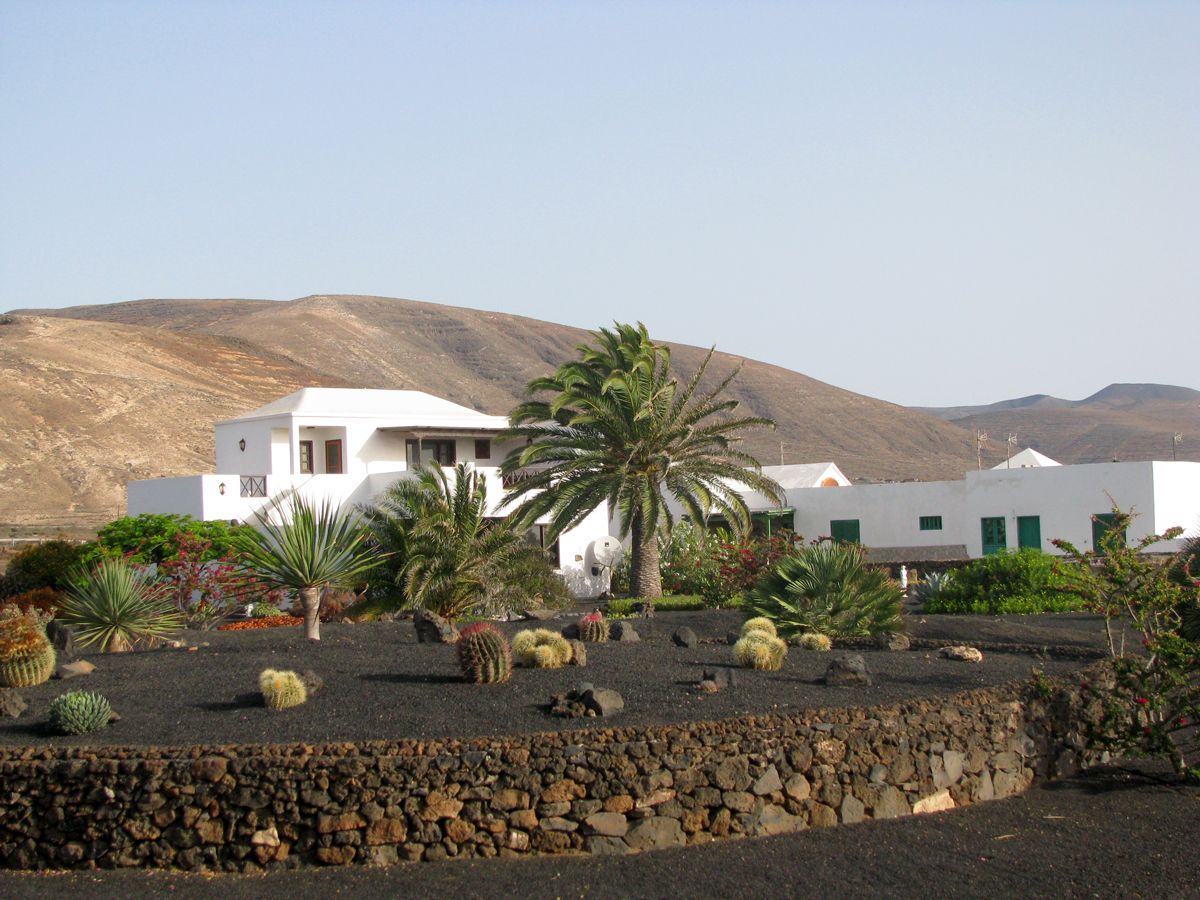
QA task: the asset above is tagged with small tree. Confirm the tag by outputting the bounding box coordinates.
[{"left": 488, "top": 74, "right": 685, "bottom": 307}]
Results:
[
  {"left": 1053, "top": 506, "right": 1199, "bottom": 782},
  {"left": 234, "top": 494, "right": 381, "bottom": 641}
]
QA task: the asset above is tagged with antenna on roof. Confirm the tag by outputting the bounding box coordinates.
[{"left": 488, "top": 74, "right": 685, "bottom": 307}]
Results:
[
  {"left": 1005, "top": 433, "right": 1018, "bottom": 469},
  {"left": 975, "top": 430, "right": 988, "bottom": 470},
  {"left": 1173, "top": 432, "right": 1183, "bottom": 461}
]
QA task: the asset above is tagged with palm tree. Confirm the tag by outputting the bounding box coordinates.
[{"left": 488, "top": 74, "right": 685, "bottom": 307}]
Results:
[
  {"left": 500, "top": 322, "right": 783, "bottom": 605},
  {"left": 234, "top": 493, "right": 381, "bottom": 640},
  {"left": 362, "top": 463, "right": 559, "bottom": 620}
]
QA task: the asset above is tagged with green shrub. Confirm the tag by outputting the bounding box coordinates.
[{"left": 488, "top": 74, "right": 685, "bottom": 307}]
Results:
[
  {"left": 1, "top": 540, "right": 86, "bottom": 597},
  {"left": 60, "top": 559, "right": 183, "bottom": 652},
  {"left": 910, "top": 571, "right": 954, "bottom": 606},
  {"left": 925, "top": 549, "right": 1081, "bottom": 614},
  {"left": 748, "top": 542, "right": 904, "bottom": 637},
  {"left": 605, "top": 595, "right": 706, "bottom": 616},
  {"left": 1168, "top": 535, "right": 1200, "bottom": 642},
  {"left": 82, "top": 514, "right": 248, "bottom": 566},
  {"left": 48, "top": 691, "right": 112, "bottom": 735},
  {"left": 250, "top": 602, "right": 282, "bottom": 619}
]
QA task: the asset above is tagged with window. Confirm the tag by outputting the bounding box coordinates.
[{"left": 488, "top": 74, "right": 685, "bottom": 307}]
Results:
[
  {"left": 325, "top": 439, "right": 343, "bottom": 474},
  {"left": 829, "top": 519, "right": 860, "bottom": 544},
  {"left": 299, "top": 440, "right": 313, "bottom": 475},
  {"left": 239, "top": 475, "right": 267, "bottom": 498},
  {"left": 919, "top": 515, "right": 943, "bottom": 531},
  {"left": 427, "top": 439, "right": 456, "bottom": 466},
  {"left": 474, "top": 438, "right": 492, "bottom": 460},
  {"left": 406, "top": 439, "right": 421, "bottom": 468},
  {"left": 980, "top": 517, "right": 1007, "bottom": 555},
  {"left": 522, "top": 524, "right": 561, "bottom": 569}
]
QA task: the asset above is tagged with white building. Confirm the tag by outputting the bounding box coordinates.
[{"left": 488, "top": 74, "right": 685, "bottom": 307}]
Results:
[
  {"left": 126, "top": 388, "right": 613, "bottom": 596},
  {"left": 739, "top": 452, "right": 1200, "bottom": 561}
]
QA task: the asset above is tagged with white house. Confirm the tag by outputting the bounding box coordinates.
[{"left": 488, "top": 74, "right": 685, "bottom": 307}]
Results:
[
  {"left": 734, "top": 451, "right": 1200, "bottom": 561},
  {"left": 126, "top": 388, "right": 613, "bottom": 596}
]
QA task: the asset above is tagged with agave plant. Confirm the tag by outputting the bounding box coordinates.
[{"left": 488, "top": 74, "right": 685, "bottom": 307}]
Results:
[
  {"left": 747, "top": 542, "right": 904, "bottom": 637},
  {"left": 60, "top": 559, "right": 183, "bottom": 652}
]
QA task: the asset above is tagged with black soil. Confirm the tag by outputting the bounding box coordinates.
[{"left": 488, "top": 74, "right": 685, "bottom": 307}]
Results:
[{"left": 1, "top": 610, "right": 1105, "bottom": 748}]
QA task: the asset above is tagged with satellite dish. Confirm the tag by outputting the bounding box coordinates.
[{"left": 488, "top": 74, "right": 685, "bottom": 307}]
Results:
[{"left": 588, "top": 537, "right": 624, "bottom": 569}]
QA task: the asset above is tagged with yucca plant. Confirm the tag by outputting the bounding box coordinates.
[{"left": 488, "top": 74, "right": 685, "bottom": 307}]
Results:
[
  {"left": 60, "top": 559, "right": 182, "bottom": 652},
  {"left": 235, "top": 493, "right": 382, "bottom": 641},
  {"left": 748, "top": 542, "right": 904, "bottom": 638}
]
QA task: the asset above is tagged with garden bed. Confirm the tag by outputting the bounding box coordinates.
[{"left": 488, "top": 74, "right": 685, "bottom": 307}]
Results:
[{"left": 0, "top": 609, "right": 1107, "bottom": 748}]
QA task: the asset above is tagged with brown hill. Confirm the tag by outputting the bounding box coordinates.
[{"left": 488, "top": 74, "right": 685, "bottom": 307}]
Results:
[
  {"left": 917, "top": 384, "right": 1200, "bottom": 465},
  {"left": 3, "top": 295, "right": 982, "bottom": 533}
]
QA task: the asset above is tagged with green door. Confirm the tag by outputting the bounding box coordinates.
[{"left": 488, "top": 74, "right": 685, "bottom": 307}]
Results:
[
  {"left": 830, "top": 519, "right": 861, "bottom": 544},
  {"left": 1017, "top": 516, "right": 1041, "bottom": 550},
  {"left": 1091, "top": 513, "right": 1125, "bottom": 554},
  {"left": 981, "top": 517, "right": 1007, "bottom": 555}
]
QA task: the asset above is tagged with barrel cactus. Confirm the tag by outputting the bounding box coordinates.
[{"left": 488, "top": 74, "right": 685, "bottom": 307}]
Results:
[
  {"left": 735, "top": 630, "right": 788, "bottom": 671},
  {"left": 512, "top": 628, "right": 572, "bottom": 668},
  {"left": 259, "top": 669, "right": 307, "bottom": 709},
  {"left": 579, "top": 611, "right": 609, "bottom": 643},
  {"left": 0, "top": 609, "right": 56, "bottom": 688},
  {"left": 741, "top": 616, "right": 777, "bottom": 639},
  {"left": 457, "top": 623, "right": 513, "bottom": 684},
  {"left": 48, "top": 691, "right": 113, "bottom": 735},
  {"left": 798, "top": 632, "right": 833, "bottom": 652}
]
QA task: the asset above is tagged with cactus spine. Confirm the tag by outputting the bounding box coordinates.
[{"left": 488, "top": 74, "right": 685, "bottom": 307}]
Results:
[
  {"left": 456, "top": 623, "right": 513, "bottom": 684},
  {"left": 0, "top": 610, "right": 56, "bottom": 688},
  {"left": 735, "top": 631, "right": 788, "bottom": 671},
  {"left": 259, "top": 669, "right": 308, "bottom": 709},
  {"left": 579, "top": 611, "right": 609, "bottom": 643},
  {"left": 48, "top": 691, "right": 112, "bottom": 735}
]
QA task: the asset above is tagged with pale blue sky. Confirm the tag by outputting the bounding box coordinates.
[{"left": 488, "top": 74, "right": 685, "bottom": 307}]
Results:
[{"left": 2, "top": 1, "right": 1196, "bottom": 406}]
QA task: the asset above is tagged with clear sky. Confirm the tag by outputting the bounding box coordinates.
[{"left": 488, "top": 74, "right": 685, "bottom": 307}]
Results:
[{"left": 2, "top": 1, "right": 1196, "bottom": 407}]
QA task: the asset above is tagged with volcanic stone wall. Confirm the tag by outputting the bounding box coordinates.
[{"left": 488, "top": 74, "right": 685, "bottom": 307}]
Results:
[{"left": 0, "top": 666, "right": 1107, "bottom": 871}]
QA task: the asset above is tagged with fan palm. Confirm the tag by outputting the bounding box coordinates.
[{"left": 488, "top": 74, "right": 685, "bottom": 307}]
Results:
[
  {"left": 500, "top": 321, "right": 783, "bottom": 606},
  {"left": 363, "top": 463, "right": 558, "bottom": 620},
  {"left": 234, "top": 493, "right": 381, "bottom": 640}
]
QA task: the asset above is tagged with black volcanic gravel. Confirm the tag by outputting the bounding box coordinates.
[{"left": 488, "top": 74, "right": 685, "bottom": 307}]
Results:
[{"left": 0, "top": 609, "right": 1105, "bottom": 748}]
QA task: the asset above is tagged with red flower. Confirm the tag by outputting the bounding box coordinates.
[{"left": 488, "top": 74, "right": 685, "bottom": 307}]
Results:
[
  {"left": 1143, "top": 726, "right": 1153, "bottom": 735},
  {"left": 1135, "top": 697, "right": 1149, "bottom": 706}
]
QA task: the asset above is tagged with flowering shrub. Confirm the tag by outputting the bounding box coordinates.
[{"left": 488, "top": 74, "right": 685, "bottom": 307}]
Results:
[
  {"left": 1053, "top": 506, "right": 1199, "bottom": 783},
  {"left": 655, "top": 522, "right": 800, "bottom": 606}
]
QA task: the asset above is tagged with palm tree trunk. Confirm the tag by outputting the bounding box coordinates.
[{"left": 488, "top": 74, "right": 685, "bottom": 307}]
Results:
[
  {"left": 630, "top": 514, "right": 662, "bottom": 612},
  {"left": 300, "top": 585, "right": 322, "bottom": 641}
]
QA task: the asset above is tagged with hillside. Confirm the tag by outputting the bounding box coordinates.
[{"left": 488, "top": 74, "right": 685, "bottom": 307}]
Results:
[
  {"left": 2, "top": 295, "right": 985, "bottom": 532},
  {"left": 917, "top": 384, "right": 1200, "bottom": 464}
]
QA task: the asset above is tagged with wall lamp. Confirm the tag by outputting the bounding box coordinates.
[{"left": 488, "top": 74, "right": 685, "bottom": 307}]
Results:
[
  {"left": 218, "top": 482, "right": 226, "bottom": 495},
  {"left": 238, "top": 438, "right": 246, "bottom": 452}
]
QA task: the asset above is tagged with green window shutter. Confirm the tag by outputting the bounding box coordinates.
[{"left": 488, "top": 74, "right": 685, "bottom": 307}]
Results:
[
  {"left": 1091, "top": 513, "right": 1125, "bottom": 555},
  {"left": 980, "top": 517, "right": 1007, "bottom": 555},
  {"left": 1017, "top": 516, "right": 1041, "bottom": 549},
  {"left": 919, "top": 515, "right": 942, "bottom": 531},
  {"left": 830, "top": 519, "right": 861, "bottom": 544}
]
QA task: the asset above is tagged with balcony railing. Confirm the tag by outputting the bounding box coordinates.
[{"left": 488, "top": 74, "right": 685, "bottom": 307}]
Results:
[{"left": 239, "top": 475, "right": 267, "bottom": 498}]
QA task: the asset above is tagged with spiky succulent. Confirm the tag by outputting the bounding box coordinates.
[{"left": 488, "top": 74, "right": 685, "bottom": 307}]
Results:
[
  {"left": 798, "top": 632, "right": 833, "bottom": 652},
  {"left": 259, "top": 669, "right": 308, "bottom": 709},
  {"left": 512, "top": 628, "right": 572, "bottom": 668},
  {"left": 0, "top": 610, "right": 56, "bottom": 687},
  {"left": 579, "top": 611, "right": 609, "bottom": 643},
  {"left": 48, "top": 691, "right": 113, "bottom": 735},
  {"left": 741, "top": 616, "right": 777, "bottom": 638},
  {"left": 456, "top": 623, "right": 513, "bottom": 684},
  {"left": 734, "top": 631, "right": 787, "bottom": 671}
]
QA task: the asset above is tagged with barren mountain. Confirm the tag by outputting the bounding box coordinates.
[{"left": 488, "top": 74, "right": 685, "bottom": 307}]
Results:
[
  {"left": 4, "top": 294, "right": 984, "bottom": 533},
  {"left": 917, "top": 384, "right": 1200, "bottom": 465}
]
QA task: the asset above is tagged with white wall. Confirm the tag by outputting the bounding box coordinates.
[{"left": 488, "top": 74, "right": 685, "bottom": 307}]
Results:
[
  {"left": 1151, "top": 461, "right": 1200, "bottom": 550},
  {"left": 215, "top": 420, "right": 282, "bottom": 475},
  {"left": 787, "top": 480, "right": 969, "bottom": 549}
]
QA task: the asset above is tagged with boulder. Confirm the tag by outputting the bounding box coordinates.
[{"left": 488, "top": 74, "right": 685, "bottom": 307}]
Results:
[
  {"left": 672, "top": 627, "right": 698, "bottom": 648},
  {"left": 0, "top": 688, "right": 27, "bottom": 719},
  {"left": 939, "top": 645, "right": 984, "bottom": 663},
  {"left": 702, "top": 667, "right": 739, "bottom": 689},
  {"left": 560, "top": 622, "right": 581, "bottom": 640},
  {"left": 582, "top": 688, "right": 624, "bottom": 717},
  {"left": 612, "top": 622, "right": 640, "bottom": 643},
  {"left": 821, "top": 654, "right": 872, "bottom": 686},
  {"left": 523, "top": 608, "right": 559, "bottom": 621},
  {"left": 413, "top": 609, "right": 459, "bottom": 643},
  {"left": 46, "top": 620, "right": 76, "bottom": 658},
  {"left": 875, "top": 632, "right": 910, "bottom": 651}
]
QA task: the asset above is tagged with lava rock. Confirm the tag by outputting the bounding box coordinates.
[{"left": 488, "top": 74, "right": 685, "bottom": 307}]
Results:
[
  {"left": 56, "top": 660, "right": 96, "bottom": 680},
  {"left": 612, "top": 622, "right": 640, "bottom": 643},
  {"left": 701, "top": 667, "right": 739, "bottom": 689},
  {"left": 413, "top": 609, "right": 459, "bottom": 643},
  {"left": 876, "top": 632, "right": 910, "bottom": 651},
  {"left": 46, "top": 620, "right": 76, "bottom": 658},
  {"left": 0, "top": 688, "right": 27, "bottom": 718},
  {"left": 939, "top": 645, "right": 984, "bottom": 663},
  {"left": 672, "top": 627, "right": 698, "bottom": 648},
  {"left": 583, "top": 688, "right": 625, "bottom": 717},
  {"left": 822, "top": 654, "right": 873, "bottom": 686},
  {"left": 523, "top": 607, "right": 560, "bottom": 621},
  {"left": 300, "top": 670, "right": 325, "bottom": 697},
  {"left": 568, "top": 640, "right": 587, "bottom": 667},
  {"left": 560, "top": 622, "right": 581, "bottom": 640}
]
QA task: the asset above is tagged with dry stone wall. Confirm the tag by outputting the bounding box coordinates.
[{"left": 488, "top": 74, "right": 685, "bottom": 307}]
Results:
[{"left": 0, "top": 665, "right": 1108, "bottom": 871}]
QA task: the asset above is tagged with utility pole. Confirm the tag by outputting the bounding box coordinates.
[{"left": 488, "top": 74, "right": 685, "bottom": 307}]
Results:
[
  {"left": 1173, "top": 432, "right": 1182, "bottom": 461},
  {"left": 975, "top": 430, "right": 988, "bottom": 470},
  {"left": 1005, "top": 433, "right": 1018, "bottom": 468}
]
